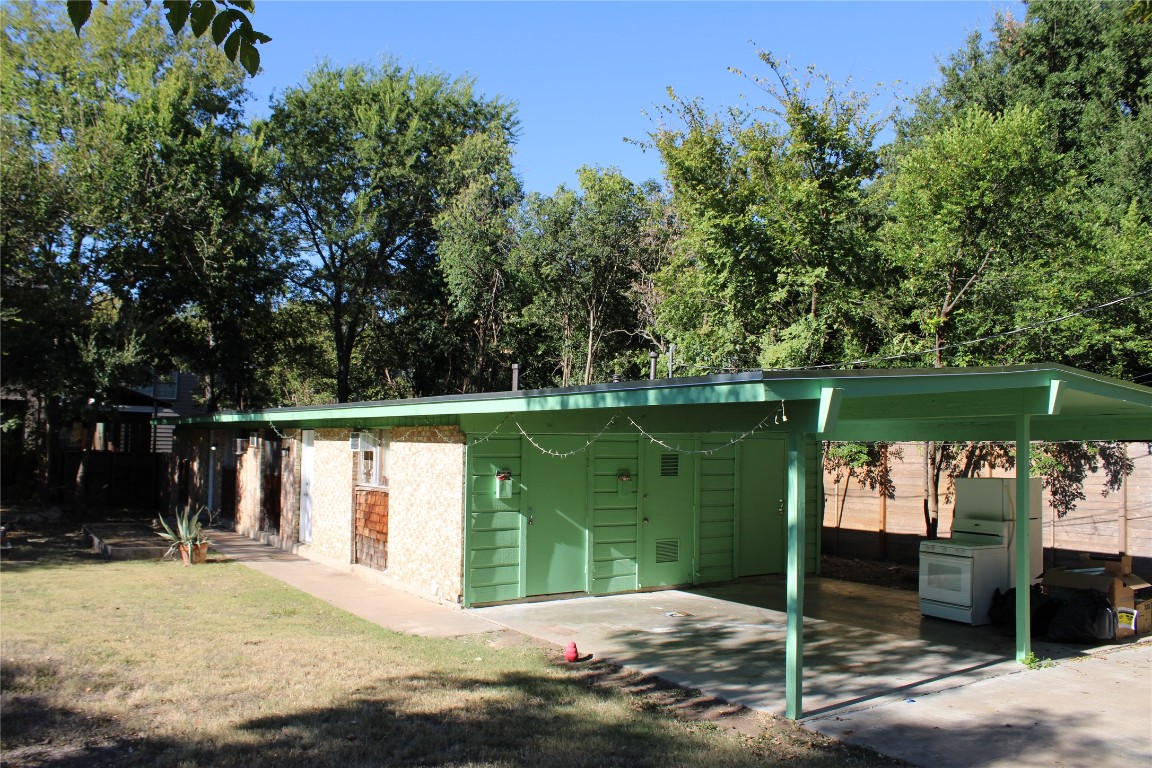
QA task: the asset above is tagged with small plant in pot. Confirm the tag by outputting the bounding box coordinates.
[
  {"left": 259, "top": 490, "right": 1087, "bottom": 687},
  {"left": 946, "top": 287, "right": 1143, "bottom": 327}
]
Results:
[{"left": 157, "top": 507, "right": 212, "bottom": 565}]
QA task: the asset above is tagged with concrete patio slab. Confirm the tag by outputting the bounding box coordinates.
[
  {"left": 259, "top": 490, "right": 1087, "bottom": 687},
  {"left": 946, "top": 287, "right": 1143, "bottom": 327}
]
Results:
[
  {"left": 474, "top": 577, "right": 1152, "bottom": 766},
  {"left": 806, "top": 642, "right": 1151, "bottom": 768}
]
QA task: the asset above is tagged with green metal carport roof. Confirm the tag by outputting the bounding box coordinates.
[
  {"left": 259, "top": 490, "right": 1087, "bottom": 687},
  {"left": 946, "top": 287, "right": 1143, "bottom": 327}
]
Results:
[
  {"left": 167, "top": 363, "right": 1152, "bottom": 718},
  {"left": 171, "top": 364, "right": 1150, "bottom": 442}
]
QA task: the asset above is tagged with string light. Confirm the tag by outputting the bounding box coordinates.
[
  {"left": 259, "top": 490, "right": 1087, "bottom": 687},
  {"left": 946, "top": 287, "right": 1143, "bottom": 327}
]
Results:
[
  {"left": 515, "top": 415, "right": 620, "bottom": 458},
  {"left": 625, "top": 401, "right": 786, "bottom": 455},
  {"left": 467, "top": 413, "right": 512, "bottom": 445}
]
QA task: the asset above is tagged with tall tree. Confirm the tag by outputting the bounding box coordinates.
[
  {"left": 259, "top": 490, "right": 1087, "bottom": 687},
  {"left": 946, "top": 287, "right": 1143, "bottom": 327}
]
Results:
[
  {"left": 512, "top": 167, "right": 660, "bottom": 387},
  {"left": 887, "top": 0, "right": 1152, "bottom": 531},
  {"left": 263, "top": 62, "right": 517, "bottom": 402},
  {"left": 2, "top": 2, "right": 275, "bottom": 495},
  {"left": 433, "top": 124, "right": 525, "bottom": 393},
  {"left": 905, "top": 0, "right": 1152, "bottom": 224},
  {"left": 651, "top": 53, "right": 891, "bottom": 374},
  {"left": 883, "top": 104, "right": 1067, "bottom": 367}
]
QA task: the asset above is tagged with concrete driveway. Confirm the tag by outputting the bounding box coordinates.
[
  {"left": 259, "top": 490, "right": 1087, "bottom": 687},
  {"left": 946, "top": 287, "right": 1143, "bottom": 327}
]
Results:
[{"left": 473, "top": 576, "right": 1152, "bottom": 767}]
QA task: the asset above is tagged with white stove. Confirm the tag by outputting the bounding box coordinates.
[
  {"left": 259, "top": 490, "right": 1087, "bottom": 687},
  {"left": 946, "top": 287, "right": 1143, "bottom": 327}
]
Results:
[{"left": 919, "top": 479, "right": 1042, "bottom": 626}]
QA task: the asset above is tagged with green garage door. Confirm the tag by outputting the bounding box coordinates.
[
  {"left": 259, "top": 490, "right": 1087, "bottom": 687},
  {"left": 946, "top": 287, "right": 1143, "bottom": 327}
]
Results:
[
  {"left": 524, "top": 437, "right": 589, "bottom": 596},
  {"left": 640, "top": 441, "right": 696, "bottom": 587}
]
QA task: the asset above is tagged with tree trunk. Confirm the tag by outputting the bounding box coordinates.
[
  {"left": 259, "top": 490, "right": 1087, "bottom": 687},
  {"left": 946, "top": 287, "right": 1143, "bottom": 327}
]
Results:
[
  {"left": 41, "top": 393, "right": 58, "bottom": 503},
  {"left": 924, "top": 440, "right": 941, "bottom": 539},
  {"left": 878, "top": 443, "right": 888, "bottom": 559},
  {"left": 74, "top": 416, "right": 93, "bottom": 512},
  {"left": 583, "top": 305, "right": 596, "bottom": 386}
]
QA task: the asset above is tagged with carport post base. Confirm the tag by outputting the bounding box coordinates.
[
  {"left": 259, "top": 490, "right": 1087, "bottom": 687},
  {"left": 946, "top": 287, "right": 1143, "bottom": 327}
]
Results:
[{"left": 785, "top": 430, "right": 806, "bottom": 720}]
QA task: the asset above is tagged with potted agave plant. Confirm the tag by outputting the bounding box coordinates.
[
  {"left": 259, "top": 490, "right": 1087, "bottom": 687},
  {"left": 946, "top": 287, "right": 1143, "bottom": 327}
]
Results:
[{"left": 157, "top": 507, "right": 212, "bottom": 565}]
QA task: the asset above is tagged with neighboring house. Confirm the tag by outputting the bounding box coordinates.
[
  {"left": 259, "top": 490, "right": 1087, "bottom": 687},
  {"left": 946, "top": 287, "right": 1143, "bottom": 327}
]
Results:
[{"left": 2, "top": 372, "right": 204, "bottom": 504}]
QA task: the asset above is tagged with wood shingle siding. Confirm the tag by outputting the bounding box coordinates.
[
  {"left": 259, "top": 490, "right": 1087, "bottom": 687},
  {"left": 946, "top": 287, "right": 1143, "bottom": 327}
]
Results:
[{"left": 354, "top": 488, "right": 389, "bottom": 569}]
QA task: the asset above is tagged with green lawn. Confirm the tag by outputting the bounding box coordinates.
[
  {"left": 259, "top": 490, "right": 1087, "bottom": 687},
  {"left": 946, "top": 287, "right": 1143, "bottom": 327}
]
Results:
[{"left": 0, "top": 525, "right": 901, "bottom": 767}]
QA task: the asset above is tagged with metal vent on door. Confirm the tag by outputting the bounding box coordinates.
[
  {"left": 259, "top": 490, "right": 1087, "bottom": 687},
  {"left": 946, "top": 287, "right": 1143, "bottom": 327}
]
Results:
[
  {"left": 655, "top": 538, "right": 680, "bottom": 563},
  {"left": 660, "top": 453, "right": 679, "bottom": 476}
]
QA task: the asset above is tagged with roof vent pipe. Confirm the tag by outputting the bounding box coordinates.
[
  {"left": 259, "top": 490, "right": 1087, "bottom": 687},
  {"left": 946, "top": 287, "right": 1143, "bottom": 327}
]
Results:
[
  {"left": 649, "top": 351, "right": 658, "bottom": 380},
  {"left": 668, "top": 344, "right": 676, "bottom": 378},
  {"left": 511, "top": 363, "right": 520, "bottom": 392}
]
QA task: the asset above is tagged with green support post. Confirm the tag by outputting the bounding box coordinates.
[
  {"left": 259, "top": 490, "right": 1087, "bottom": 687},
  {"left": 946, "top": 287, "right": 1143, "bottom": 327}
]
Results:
[
  {"left": 785, "top": 430, "right": 806, "bottom": 720},
  {"left": 1015, "top": 415, "right": 1032, "bottom": 661}
]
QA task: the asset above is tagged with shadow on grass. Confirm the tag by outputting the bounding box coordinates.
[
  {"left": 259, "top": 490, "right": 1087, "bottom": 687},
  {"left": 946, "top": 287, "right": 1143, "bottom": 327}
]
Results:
[
  {"left": 0, "top": 525, "right": 112, "bottom": 572},
  {"left": 1, "top": 659, "right": 176, "bottom": 767},
  {"left": 3, "top": 661, "right": 1130, "bottom": 768},
  {"left": 201, "top": 670, "right": 852, "bottom": 768},
  {"left": 0, "top": 656, "right": 899, "bottom": 767}
]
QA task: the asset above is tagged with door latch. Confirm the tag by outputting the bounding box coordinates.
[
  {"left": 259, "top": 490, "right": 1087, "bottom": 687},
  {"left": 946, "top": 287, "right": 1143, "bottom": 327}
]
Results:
[{"left": 642, "top": 516, "right": 650, "bottom": 524}]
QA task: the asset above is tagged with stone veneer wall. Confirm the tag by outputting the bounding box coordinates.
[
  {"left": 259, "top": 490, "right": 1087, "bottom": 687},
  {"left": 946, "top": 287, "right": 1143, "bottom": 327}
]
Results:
[
  {"left": 278, "top": 429, "right": 301, "bottom": 543},
  {"left": 305, "top": 428, "right": 355, "bottom": 566},
  {"left": 235, "top": 434, "right": 261, "bottom": 534},
  {"left": 386, "top": 425, "right": 466, "bottom": 603}
]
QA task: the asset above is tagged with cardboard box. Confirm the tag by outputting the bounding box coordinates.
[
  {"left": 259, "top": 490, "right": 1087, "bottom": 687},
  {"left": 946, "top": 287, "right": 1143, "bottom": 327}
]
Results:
[
  {"left": 1042, "top": 567, "right": 1152, "bottom": 638},
  {"left": 1078, "top": 554, "right": 1133, "bottom": 576},
  {"left": 1135, "top": 598, "right": 1152, "bottom": 635}
]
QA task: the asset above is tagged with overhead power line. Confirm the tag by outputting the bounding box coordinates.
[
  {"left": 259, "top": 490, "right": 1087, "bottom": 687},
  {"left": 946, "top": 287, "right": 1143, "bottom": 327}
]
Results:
[{"left": 796, "top": 288, "right": 1152, "bottom": 371}]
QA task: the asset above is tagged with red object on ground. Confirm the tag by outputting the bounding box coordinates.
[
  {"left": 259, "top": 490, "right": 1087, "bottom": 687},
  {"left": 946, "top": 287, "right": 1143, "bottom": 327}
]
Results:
[{"left": 565, "top": 641, "right": 579, "bottom": 662}]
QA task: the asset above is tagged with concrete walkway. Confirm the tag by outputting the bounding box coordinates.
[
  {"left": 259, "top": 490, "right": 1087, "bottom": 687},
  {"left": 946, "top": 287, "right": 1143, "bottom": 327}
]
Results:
[
  {"left": 209, "top": 530, "right": 500, "bottom": 637},
  {"left": 210, "top": 531, "right": 1152, "bottom": 768}
]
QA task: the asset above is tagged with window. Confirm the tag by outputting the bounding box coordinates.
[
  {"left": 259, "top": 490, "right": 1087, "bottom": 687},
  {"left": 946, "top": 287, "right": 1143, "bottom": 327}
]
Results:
[{"left": 356, "top": 429, "right": 390, "bottom": 488}]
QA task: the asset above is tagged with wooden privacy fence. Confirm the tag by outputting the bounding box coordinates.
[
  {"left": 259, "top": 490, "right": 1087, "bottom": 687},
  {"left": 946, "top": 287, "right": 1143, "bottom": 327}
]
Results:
[
  {"left": 58, "top": 451, "right": 167, "bottom": 508},
  {"left": 822, "top": 443, "right": 1152, "bottom": 564}
]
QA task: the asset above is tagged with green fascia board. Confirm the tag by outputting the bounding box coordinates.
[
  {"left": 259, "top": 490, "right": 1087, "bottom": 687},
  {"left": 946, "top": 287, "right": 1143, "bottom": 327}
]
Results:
[
  {"left": 161, "top": 365, "right": 1151, "bottom": 437},
  {"left": 164, "top": 373, "right": 770, "bottom": 428}
]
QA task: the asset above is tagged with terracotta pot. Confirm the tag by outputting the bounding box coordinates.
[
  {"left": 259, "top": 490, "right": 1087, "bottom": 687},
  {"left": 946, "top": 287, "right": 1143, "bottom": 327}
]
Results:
[{"left": 179, "top": 542, "right": 209, "bottom": 566}]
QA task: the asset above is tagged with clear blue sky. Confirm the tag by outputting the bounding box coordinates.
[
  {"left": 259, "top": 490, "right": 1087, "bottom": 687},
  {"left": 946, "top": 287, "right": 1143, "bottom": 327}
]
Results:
[{"left": 247, "top": 1, "right": 1022, "bottom": 194}]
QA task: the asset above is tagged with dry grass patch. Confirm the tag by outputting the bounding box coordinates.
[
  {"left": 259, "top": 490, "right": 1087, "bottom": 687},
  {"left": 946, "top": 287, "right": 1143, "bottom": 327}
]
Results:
[{"left": 1, "top": 526, "right": 904, "bottom": 767}]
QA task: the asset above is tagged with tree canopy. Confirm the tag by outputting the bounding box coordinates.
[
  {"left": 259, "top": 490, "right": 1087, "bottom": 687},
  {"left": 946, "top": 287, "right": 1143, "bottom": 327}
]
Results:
[
  {"left": 67, "top": 0, "right": 270, "bottom": 75},
  {"left": 3, "top": 0, "right": 1148, "bottom": 507}
]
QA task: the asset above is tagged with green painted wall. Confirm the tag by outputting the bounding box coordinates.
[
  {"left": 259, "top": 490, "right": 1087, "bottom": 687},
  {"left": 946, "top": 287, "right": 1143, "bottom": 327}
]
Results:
[
  {"left": 589, "top": 437, "right": 640, "bottom": 594},
  {"left": 464, "top": 436, "right": 522, "bottom": 605},
  {"left": 697, "top": 440, "right": 737, "bottom": 584},
  {"left": 462, "top": 429, "right": 821, "bottom": 606}
]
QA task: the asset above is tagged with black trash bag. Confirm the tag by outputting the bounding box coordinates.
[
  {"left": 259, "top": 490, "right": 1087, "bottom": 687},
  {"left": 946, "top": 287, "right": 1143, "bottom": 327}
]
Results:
[
  {"left": 1044, "top": 588, "right": 1116, "bottom": 643},
  {"left": 989, "top": 585, "right": 1061, "bottom": 637}
]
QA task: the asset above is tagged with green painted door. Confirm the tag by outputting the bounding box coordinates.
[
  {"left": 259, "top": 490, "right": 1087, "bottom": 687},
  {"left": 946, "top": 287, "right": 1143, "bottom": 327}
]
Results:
[
  {"left": 524, "top": 436, "right": 589, "bottom": 596},
  {"left": 640, "top": 441, "right": 695, "bottom": 587},
  {"left": 738, "top": 437, "right": 786, "bottom": 575}
]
